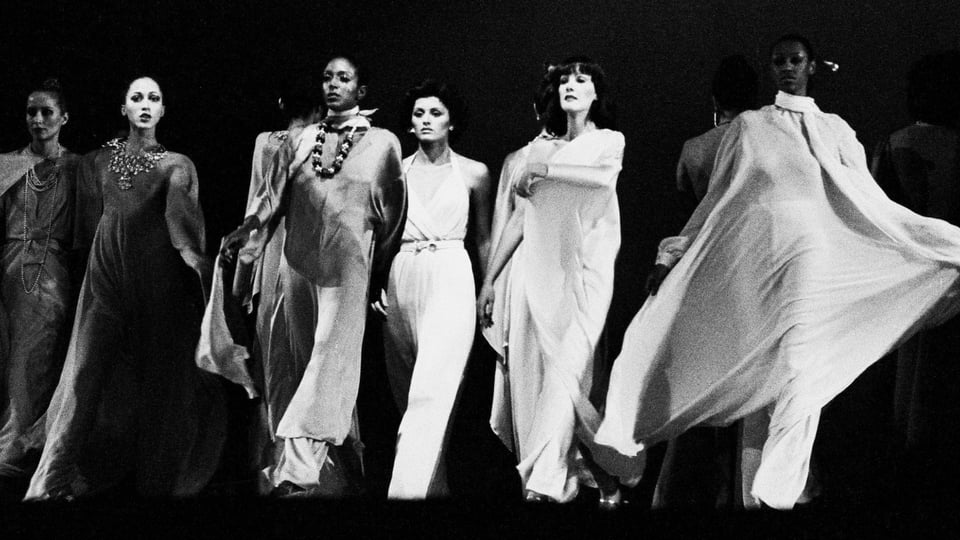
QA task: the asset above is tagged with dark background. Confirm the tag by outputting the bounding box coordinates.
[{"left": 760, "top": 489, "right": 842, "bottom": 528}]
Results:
[
  {"left": 3, "top": 0, "right": 959, "bottom": 350},
  {"left": 2, "top": 0, "right": 960, "bottom": 508}
]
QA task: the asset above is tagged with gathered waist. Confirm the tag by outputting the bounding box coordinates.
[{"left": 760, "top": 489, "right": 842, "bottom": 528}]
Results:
[{"left": 399, "top": 239, "right": 464, "bottom": 254}]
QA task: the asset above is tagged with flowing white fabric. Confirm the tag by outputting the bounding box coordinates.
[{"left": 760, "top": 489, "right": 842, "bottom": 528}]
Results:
[
  {"left": 596, "top": 92, "right": 960, "bottom": 509},
  {"left": 383, "top": 152, "right": 474, "bottom": 499},
  {"left": 490, "top": 129, "right": 639, "bottom": 502}
]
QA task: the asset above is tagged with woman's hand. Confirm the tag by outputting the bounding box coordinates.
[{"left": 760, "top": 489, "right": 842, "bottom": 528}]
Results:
[
  {"left": 371, "top": 289, "right": 389, "bottom": 317},
  {"left": 515, "top": 162, "right": 548, "bottom": 198},
  {"left": 645, "top": 264, "right": 672, "bottom": 296},
  {"left": 219, "top": 216, "right": 260, "bottom": 267},
  {"left": 477, "top": 281, "right": 496, "bottom": 327}
]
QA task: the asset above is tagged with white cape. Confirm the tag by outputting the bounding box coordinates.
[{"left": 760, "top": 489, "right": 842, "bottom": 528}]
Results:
[{"left": 595, "top": 92, "right": 960, "bottom": 509}]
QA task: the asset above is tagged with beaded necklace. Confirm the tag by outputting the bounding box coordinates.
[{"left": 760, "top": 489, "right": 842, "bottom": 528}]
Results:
[
  {"left": 21, "top": 164, "right": 60, "bottom": 293},
  {"left": 312, "top": 125, "right": 360, "bottom": 178},
  {"left": 105, "top": 138, "right": 168, "bottom": 190}
]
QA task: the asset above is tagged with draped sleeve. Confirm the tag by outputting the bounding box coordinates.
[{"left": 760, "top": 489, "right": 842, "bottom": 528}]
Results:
[
  {"left": 250, "top": 130, "right": 301, "bottom": 235},
  {"left": 368, "top": 131, "right": 406, "bottom": 301},
  {"left": 542, "top": 130, "right": 624, "bottom": 189},
  {"left": 165, "top": 154, "right": 207, "bottom": 264}
]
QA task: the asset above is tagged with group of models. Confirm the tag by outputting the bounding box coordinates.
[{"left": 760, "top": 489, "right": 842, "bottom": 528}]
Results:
[{"left": 1, "top": 35, "right": 959, "bottom": 510}]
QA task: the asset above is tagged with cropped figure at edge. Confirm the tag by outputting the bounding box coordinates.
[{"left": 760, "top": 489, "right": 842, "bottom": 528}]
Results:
[
  {"left": 373, "top": 80, "right": 491, "bottom": 499},
  {"left": 0, "top": 80, "right": 81, "bottom": 489},
  {"left": 478, "top": 57, "right": 640, "bottom": 506},
  {"left": 27, "top": 76, "right": 227, "bottom": 500},
  {"left": 595, "top": 35, "right": 960, "bottom": 509},
  {"left": 870, "top": 50, "right": 960, "bottom": 497},
  {"left": 221, "top": 55, "right": 406, "bottom": 497}
]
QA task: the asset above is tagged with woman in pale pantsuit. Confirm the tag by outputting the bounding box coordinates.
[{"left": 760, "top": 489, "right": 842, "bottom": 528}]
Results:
[{"left": 376, "top": 80, "right": 491, "bottom": 498}]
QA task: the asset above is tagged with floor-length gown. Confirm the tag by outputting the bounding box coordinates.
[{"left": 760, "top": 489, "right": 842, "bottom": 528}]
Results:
[
  {"left": 383, "top": 152, "right": 476, "bottom": 498},
  {"left": 490, "top": 129, "right": 625, "bottom": 502},
  {"left": 250, "top": 113, "right": 406, "bottom": 495},
  {"left": 595, "top": 92, "right": 960, "bottom": 509},
  {"left": 0, "top": 148, "right": 79, "bottom": 478},
  {"left": 237, "top": 130, "right": 294, "bottom": 460},
  {"left": 25, "top": 143, "right": 227, "bottom": 499}
]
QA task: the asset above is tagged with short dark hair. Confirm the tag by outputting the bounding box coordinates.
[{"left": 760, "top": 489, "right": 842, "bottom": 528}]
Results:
[
  {"left": 31, "top": 78, "right": 67, "bottom": 114},
  {"left": 712, "top": 55, "right": 758, "bottom": 112},
  {"left": 325, "top": 53, "right": 366, "bottom": 87},
  {"left": 907, "top": 50, "right": 960, "bottom": 127},
  {"left": 403, "top": 79, "right": 468, "bottom": 143},
  {"left": 544, "top": 56, "right": 616, "bottom": 135},
  {"left": 770, "top": 34, "right": 816, "bottom": 62}
]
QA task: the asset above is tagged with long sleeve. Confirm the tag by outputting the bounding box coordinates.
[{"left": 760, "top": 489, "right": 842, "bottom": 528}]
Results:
[
  {"left": 542, "top": 131, "right": 625, "bottom": 189},
  {"left": 369, "top": 133, "right": 406, "bottom": 301},
  {"left": 165, "top": 156, "right": 207, "bottom": 264},
  {"left": 250, "top": 132, "right": 301, "bottom": 233}
]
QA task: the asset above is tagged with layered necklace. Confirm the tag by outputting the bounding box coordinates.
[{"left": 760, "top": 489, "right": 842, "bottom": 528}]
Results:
[
  {"left": 312, "top": 124, "right": 360, "bottom": 178},
  {"left": 105, "top": 138, "right": 168, "bottom": 190},
  {"left": 21, "top": 160, "right": 62, "bottom": 293},
  {"left": 25, "top": 144, "right": 64, "bottom": 192}
]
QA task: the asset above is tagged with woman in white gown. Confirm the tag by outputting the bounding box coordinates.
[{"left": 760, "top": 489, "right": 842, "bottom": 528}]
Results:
[
  {"left": 376, "top": 80, "right": 491, "bottom": 499},
  {"left": 595, "top": 35, "right": 960, "bottom": 509},
  {"left": 478, "top": 57, "right": 628, "bottom": 504}
]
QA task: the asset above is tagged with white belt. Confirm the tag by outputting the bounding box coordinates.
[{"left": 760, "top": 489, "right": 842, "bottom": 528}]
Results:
[{"left": 400, "top": 239, "right": 464, "bottom": 253}]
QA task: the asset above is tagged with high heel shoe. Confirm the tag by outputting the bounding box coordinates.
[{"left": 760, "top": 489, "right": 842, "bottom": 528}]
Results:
[{"left": 598, "top": 487, "right": 623, "bottom": 511}]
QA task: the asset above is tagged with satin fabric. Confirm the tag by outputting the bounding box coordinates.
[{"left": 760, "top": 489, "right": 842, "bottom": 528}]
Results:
[{"left": 248, "top": 115, "right": 406, "bottom": 493}]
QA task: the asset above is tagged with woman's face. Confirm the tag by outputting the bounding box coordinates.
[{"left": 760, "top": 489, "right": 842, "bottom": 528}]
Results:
[
  {"left": 771, "top": 41, "right": 815, "bottom": 96},
  {"left": 558, "top": 68, "right": 597, "bottom": 116},
  {"left": 123, "top": 77, "right": 164, "bottom": 130},
  {"left": 411, "top": 96, "right": 452, "bottom": 145},
  {"left": 323, "top": 57, "right": 366, "bottom": 113},
  {"left": 26, "top": 92, "right": 67, "bottom": 144}
]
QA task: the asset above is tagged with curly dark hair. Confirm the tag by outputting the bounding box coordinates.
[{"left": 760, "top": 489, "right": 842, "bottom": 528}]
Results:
[
  {"left": 543, "top": 56, "right": 616, "bottom": 136},
  {"left": 403, "top": 79, "right": 468, "bottom": 143}
]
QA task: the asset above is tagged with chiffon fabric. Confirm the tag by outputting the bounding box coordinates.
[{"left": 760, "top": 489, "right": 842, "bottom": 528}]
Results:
[
  {"left": 248, "top": 113, "right": 406, "bottom": 494},
  {"left": 482, "top": 133, "right": 560, "bottom": 366},
  {"left": 489, "top": 129, "right": 628, "bottom": 502},
  {"left": 383, "top": 152, "right": 474, "bottom": 498},
  {"left": 26, "top": 146, "right": 227, "bottom": 499},
  {"left": 241, "top": 131, "right": 293, "bottom": 435},
  {"left": 595, "top": 92, "right": 960, "bottom": 509},
  {"left": 0, "top": 148, "right": 79, "bottom": 477}
]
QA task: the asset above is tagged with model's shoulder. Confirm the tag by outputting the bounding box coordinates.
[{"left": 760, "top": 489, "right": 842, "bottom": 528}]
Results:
[
  {"left": 364, "top": 126, "right": 400, "bottom": 144},
  {"left": 456, "top": 153, "right": 490, "bottom": 177}
]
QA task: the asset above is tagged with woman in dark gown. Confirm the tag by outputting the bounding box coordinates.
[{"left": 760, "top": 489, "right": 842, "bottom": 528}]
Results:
[
  {"left": 0, "top": 80, "right": 80, "bottom": 489},
  {"left": 25, "top": 76, "right": 226, "bottom": 500}
]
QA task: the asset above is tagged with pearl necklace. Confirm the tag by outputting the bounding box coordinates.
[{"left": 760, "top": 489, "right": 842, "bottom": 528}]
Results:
[
  {"left": 21, "top": 164, "right": 60, "bottom": 293},
  {"left": 105, "top": 138, "right": 168, "bottom": 190},
  {"left": 312, "top": 125, "right": 359, "bottom": 178}
]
